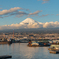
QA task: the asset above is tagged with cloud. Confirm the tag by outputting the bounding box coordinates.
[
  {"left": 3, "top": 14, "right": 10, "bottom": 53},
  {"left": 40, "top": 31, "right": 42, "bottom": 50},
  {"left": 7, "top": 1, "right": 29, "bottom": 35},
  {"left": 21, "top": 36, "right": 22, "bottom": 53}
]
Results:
[
  {"left": 0, "top": 7, "right": 22, "bottom": 15},
  {"left": 9, "top": 11, "right": 28, "bottom": 18},
  {"left": 28, "top": 10, "right": 42, "bottom": 17},
  {"left": 9, "top": 10, "right": 42, "bottom": 18},
  {"left": 0, "top": 7, "right": 48, "bottom": 18},
  {"left": 0, "top": 7, "right": 28, "bottom": 18},
  {"left": 43, "top": 21, "right": 59, "bottom": 28},
  {"left": 0, "top": 7, "right": 42, "bottom": 18},
  {"left": 15, "top": 11, "right": 28, "bottom": 18},
  {"left": 39, "top": 14, "right": 49, "bottom": 17},
  {"left": 29, "top": 10, "right": 42, "bottom": 15}
]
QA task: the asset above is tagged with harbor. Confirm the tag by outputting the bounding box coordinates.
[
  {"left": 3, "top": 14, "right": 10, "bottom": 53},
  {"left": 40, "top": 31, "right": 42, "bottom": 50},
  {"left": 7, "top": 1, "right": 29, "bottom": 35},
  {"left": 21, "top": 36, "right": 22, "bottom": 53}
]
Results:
[
  {"left": 0, "top": 0, "right": 59, "bottom": 58},
  {"left": 0, "top": 30, "right": 59, "bottom": 58},
  {"left": 0, "top": 43, "right": 59, "bottom": 59}
]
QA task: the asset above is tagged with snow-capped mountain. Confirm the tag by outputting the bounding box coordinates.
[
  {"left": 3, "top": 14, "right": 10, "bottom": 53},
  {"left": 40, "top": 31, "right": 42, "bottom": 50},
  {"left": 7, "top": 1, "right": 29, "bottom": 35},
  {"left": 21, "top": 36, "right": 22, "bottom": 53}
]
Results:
[
  {"left": 0, "top": 18, "right": 59, "bottom": 30},
  {"left": 19, "top": 18, "right": 43, "bottom": 28},
  {"left": 20, "top": 18, "right": 38, "bottom": 25}
]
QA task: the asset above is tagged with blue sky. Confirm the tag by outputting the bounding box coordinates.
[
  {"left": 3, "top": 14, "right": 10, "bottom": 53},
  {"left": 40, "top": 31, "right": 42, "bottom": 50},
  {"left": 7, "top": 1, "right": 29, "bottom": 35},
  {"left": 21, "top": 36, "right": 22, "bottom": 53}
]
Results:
[{"left": 0, "top": 0, "right": 59, "bottom": 27}]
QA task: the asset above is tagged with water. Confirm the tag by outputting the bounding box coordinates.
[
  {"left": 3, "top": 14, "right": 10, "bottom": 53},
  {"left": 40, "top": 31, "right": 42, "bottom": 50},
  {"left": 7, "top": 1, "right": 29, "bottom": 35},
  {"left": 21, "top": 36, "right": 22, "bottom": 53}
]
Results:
[{"left": 0, "top": 43, "right": 59, "bottom": 59}]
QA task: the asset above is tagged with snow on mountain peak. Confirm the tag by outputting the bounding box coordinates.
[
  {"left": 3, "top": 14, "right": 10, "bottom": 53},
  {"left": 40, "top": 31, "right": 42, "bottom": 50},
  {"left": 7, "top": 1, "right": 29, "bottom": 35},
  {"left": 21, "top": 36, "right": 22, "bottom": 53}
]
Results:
[
  {"left": 20, "top": 18, "right": 38, "bottom": 25},
  {"left": 19, "top": 18, "right": 43, "bottom": 28}
]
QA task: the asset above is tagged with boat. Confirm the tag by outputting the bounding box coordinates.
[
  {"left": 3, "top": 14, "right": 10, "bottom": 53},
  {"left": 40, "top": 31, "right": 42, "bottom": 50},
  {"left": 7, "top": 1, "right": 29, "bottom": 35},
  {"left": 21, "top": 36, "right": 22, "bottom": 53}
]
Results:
[
  {"left": 27, "top": 40, "right": 50, "bottom": 47},
  {"left": 48, "top": 43, "right": 59, "bottom": 54},
  {"left": 38, "top": 41, "right": 50, "bottom": 46},
  {"left": 48, "top": 43, "right": 59, "bottom": 51},
  {"left": 27, "top": 41, "right": 39, "bottom": 47},
  {"left": 49, "top": 39, "right": 59, "bottom": 44},
  {"left": 0, "top": 38, "right": 12, "bottom": 44}
]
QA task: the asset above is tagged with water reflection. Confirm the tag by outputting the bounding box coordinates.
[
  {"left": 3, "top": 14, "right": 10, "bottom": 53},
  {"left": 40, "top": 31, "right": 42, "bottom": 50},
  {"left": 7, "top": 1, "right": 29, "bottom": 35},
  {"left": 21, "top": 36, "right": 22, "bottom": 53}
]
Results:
[
  {"left": 0, "top": 43, "right": 59, "bottom": 59},
  {"left": 19, "top": 43, "right": 39, "bottom": 59}
]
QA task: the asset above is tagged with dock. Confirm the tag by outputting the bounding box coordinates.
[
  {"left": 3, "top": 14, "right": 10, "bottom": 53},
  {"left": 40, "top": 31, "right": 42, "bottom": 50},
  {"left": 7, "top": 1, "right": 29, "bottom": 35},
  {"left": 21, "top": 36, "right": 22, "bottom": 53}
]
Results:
[{"left": 0, "top": 55, "right": 12, "bottom": 59}]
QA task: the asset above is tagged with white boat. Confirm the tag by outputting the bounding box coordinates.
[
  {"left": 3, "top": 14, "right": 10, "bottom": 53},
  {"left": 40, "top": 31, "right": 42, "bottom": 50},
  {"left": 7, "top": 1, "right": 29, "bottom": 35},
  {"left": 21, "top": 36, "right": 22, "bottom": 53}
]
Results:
[
  {"left": 31, "top": 41, "right": 39, "bottom": 46},
  {"left": 48, "top": 44, "right": 59, "bottom": 50}
]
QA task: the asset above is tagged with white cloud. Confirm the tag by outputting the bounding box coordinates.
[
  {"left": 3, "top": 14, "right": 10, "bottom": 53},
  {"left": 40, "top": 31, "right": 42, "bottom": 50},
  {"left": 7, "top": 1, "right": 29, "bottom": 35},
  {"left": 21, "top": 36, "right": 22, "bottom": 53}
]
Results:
[
  {"left": 0, "top": 7, "right": 22, "bottom": 15},
  {"left": 43, "top": 21, "right": 59, "bottom": 28}
]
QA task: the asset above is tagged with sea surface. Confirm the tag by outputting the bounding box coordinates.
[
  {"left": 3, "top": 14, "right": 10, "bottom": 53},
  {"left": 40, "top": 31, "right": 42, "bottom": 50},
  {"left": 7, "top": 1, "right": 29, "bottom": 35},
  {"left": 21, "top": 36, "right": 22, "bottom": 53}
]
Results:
[{"left": 0, "top": 43, "right": 59, "bottom": 59}]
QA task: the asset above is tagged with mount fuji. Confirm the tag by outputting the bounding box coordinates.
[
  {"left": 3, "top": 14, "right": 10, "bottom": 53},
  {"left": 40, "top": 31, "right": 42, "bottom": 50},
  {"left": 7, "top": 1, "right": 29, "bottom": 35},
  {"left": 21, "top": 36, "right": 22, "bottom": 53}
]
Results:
[
  {"left": 0, "top": 18, "right": 59, "bottom": 30},
  {"left": 19, "top": 18, "right": 43, "bottom": 28},
  {"left": 0, "top": 18, "right": 43, "bottom": 30},
  {"left": 20, "top": 18, "right": 38, "bottom": 24}
]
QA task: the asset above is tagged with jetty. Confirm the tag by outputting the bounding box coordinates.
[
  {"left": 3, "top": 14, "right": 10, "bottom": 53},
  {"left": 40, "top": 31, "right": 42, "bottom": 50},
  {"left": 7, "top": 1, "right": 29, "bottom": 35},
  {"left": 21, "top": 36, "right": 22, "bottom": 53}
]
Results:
[{"left": 0, "top": 55, "right": 12, "bottom": 59}]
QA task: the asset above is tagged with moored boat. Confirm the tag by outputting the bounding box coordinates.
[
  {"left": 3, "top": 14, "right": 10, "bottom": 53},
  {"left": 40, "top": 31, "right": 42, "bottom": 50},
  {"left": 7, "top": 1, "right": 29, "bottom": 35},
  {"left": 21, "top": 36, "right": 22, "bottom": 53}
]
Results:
[
  {"left": 27, "top": 40, "right": 50, "bottom": 47},
  {"left": 27, "top": 41, "right": 40, "bottom": 47},
  {"left": 48, "top": 44, "right": 59, "bottom": 51},
  {"left": 0, "top": 38, "right": 12, "bottom": 44}
]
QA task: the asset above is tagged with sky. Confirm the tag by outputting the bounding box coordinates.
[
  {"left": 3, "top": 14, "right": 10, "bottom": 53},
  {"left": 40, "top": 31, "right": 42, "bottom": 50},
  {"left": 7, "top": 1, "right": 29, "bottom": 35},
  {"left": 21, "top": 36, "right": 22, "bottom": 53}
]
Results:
[{"left": 0, "top": 0, "right": 59, "bottom": 30}]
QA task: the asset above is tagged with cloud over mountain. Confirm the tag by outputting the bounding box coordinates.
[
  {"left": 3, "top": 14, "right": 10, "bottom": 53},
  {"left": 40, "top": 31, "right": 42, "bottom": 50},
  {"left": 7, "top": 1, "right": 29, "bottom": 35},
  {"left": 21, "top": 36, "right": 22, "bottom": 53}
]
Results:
[
  {"left": 43, "top": 21, "right": 59, "bottom": 28},
  {"left": 0, "top": 7, "right": 22, "bottom": 15},
  {"left": 0, "top": 18, "right": 59, "bottom": 30},
  {"left": 0, "top": 7, "right": 43, "bottom": 18}
]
